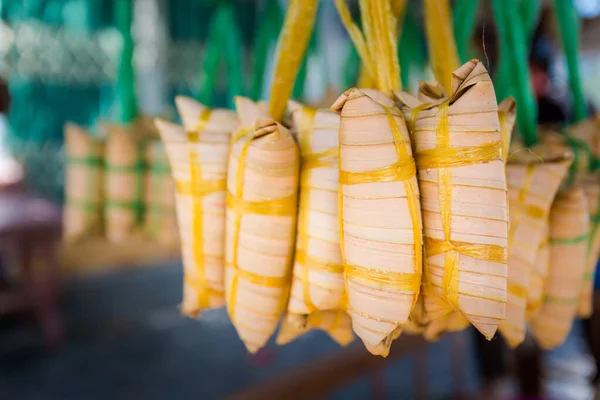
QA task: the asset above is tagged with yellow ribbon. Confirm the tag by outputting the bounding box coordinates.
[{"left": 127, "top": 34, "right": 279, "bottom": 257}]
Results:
[
  {"left": 423, "top": 0, "right": 460, "bottom": 93},
  {"left": 227, "top": 126, "right": 297, "bottom": 321},
  {"left": 296, "top": 106, "right": 344, "bottom": 312},
  {"left": 414, "top": 101, "right": 506, "bottom": 310},
  {"left": 335, "top": 0, "right": 401, "bottom": 95},
  {"left": 268, "top": 0, "right": 319, "bottom": 122},
  {"left": 187, "top": 109, "right": 217, "bottom": 309}
]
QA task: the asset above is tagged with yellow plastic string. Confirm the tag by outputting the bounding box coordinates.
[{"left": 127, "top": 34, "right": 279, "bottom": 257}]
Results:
[
  {"left": 227, "top": 126, "right": 297, "bottom": 322},
  {"left": 298, "top": 106, "right": 317, "bottom": 311},
  {"left": 338, "top": 105, "right": 421, "bottom": 301},
  {"left": 416, "top": 141, "right": 503, "bottom": 169},
  {"left": 508, "top": 282, "right": 528, "bottom": 299},
  {"left": 185, "top": 109, "right": 215, "bottom": 310},
  {"left": 268, "top": 0, "right": 319, "bottom": 122},
  {"left": 425, "top": 237, "right": 508, "bottom": 263},
  {"left": 423, "top": 0, "right": 460, "bottom": 93},
  {"left": 414, "top": 100, "right": 507, "bottom": 310},
  {"left": 335, "top": 0, "right": 401, "bottom": 94},
  {"left": 357, "top": 64, "right": 377, "bottom": 89},
  {"left": 498, "top": 111, "right": 510, "bottom": 161},
  {"left": 409, "top": 103, "right": 429, "bottom": 134},
  {"left": 296, "top": 106, "right": 343, "bottom": 312},
  {"left": 295, "top": 250, "right": 344, "bottom": 274},
  {"left": 345, "top": 264, "right": 421, "bottom": 292},
  {"left": 339, "top": 157, "right": 416, "bottom": 184}
]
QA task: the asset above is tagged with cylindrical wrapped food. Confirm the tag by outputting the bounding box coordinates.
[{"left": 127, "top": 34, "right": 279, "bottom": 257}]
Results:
[
  {"left": 285, "top": 101, "right": 344, "bottom": 324},
  {"left": 144, "top": 140, "right": 178, "bottom": 247},
  {"left": 531, "top": 187, "right": 589, "bottom": 349},
  {"left": 395, "top": 60, "right": 508, "bottom": 341},
  {"left": 154, "top": 99, "right": 236, "bottom": 317},
  {"left": 499, "top": 148, "right": 571, "bottom": 347},
  {"left": 103, "top": 124, "right": 146, "bottom": 243},
  {"left": 225, "top": 97, "right": 299, "bottom": 354},
  {"left": 63, "top": 123, "right": 105, "bottom": 242},
  {"left": 332, "top": 88, "right": 422, "bottom": 357},
  {"left": 579, "top": 175, "right": 600, "bottom": 317}
]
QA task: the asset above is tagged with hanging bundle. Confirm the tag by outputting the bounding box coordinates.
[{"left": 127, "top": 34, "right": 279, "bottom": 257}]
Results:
[
  {"left": 531, "top": 187, "right": 589, "bottom": 349},
  {"left": 226, "top": 98, "right": 299, "bottom": 353},
  {"left": 333, "top": 0, "right": 422, "bottom": 357},
  {"left": 225, "top": 0, "right": 317, "bottom": 353},
  {"left": 63, "top": 123, "right": 105, "bottom": 242},
  {"left": 102, "top": 124, "right": 146, "bottom": 243},
  {"left": 154, "top": 96, "right": 237, "bottom": 317},
  {"left": 278, "top": 101, "right": 348, "bottom": 344},
  {"left": 143, "top": 141, "right": 178, "bottom": 247},
  {"left": 579, "top": 176, "right": 600, "bottom": 317},
  {"left": 423, "top": 96, "right": 517, "bottom": 338},
  {"left": 499, "top": 148, "right": 571, "bottom": 347},
  {"left": 396, "top": 60, "right": 509, "bottom": 341}
]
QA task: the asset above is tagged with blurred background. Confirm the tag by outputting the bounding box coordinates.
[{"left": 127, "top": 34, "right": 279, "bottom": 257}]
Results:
[{"left": 0, "top": 0, "right": 600, "bottom": 399}]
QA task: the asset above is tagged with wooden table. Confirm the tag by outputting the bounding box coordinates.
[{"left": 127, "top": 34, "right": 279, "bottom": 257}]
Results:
[
  {"left": 229, "top": 331, "right": 469, "bottom": 400},
  {"left": 0, "top": 187, "right": 64, "bottom": 346}
]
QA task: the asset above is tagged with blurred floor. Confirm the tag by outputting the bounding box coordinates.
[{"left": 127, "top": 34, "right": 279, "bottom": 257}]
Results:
[{"left": 0, "top": 263, "right": 479, "bottom": 400}]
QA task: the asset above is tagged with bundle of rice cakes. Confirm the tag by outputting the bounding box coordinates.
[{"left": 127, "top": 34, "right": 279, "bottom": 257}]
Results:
[
  {"left": 278, "top": 101, "right": 352, "bottom": 346},
  {"left": 395, "top": 60, "right": 509, "bottom": 341}
]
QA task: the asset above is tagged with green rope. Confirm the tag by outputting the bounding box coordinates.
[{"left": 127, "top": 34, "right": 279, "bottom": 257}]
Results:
[
  {"left": 115, "top": 0, "right": 137, "bottom": 123},
  {"left": 196, "top": 7, "right": 225, "bottom": 106},
  {"left": 453, "top": 0, "right": 478, "bottom": 63},
  {"left": 343, "top": 43, "right": 360, "bottom": 90},
  {"left": 549, "top": 232, "right": 589, "bottom": 245},
  {"left": 398, "top": 1, "right": 427, "bottom": 91},
  {"left": 554, "top": 0, "right": 588, "bottom": 122},
  {"left": 521, "top": 0, "right": 542, "bottom": 43},
  {"left": 492, "top": 0, "right": 538, "bottom": 146},
  {"left": 220, "top": 3, "right": 245, "bottom": 108}
]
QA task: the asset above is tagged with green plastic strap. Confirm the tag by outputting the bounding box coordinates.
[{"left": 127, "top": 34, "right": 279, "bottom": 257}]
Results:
[
  {"left": 398, "top": 1, "right": 427, "bottom": 91},
  {"left": 66, "top": 199, "right": 101, "bottom": 211},
  {"left": 105, "top": 200, "right": 145, "bottom": 211},
  {"left": 105, "top": 146, "right": 146, "bottom": 223},
  {"left": 115, "top": 0, "right": 137, "bottom": 123},
  {"left": 554, "top": 0, "right": 587, "bottom": 122},
  {"left": 343, "top": 43, "right": 360, "bottom": 89},
  {"left": 493, "top": 0, "right": 541, "bottom": 104},
  {"left": 543, "top": 295, "right": 580, "bottom": 305},
  {"left": 250, "top": 0, "right": 283, "bottom": 101},
  {"left": 197, "top": 7, "right": 226, "bottom": 106},
  {"left": 492, "top": 0, "right": 538, "bottom": 146},
  {"left": 549, "top": 232, "right": 589, "bottom": 245},
  {"left": 150, "top": 162, "right": 170, "bottom": 175},
  {"left": 220, "top": 3, "right": 245, "bottom": 108},
  {"left": 452, "top": 0, "right": 478, "bottom": 63},
  {"left": 521, "top": 0, "right": 542, "bottom": 42},
  {"left": 68, "top": 156, "right": 103, "bottom": 167}
]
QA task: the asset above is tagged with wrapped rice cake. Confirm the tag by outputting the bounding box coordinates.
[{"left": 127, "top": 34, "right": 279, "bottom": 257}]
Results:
[
  {"left": 395, "top": 60, "right": 508, "bottom": 340},
  {"left": 282, "top": 101, "right": 346, "bottom": 342},
  {"left": 225, "top": 97, "right": 299, "bottom": 353},
  {"left": 531, "top": 187, "right": 589, "bottom": 349},
  {"left": 332, "top": 88, "right": 422, "bottom": 357},
  {"left": 63, "top": 123, "right": 105, "bottom": 242}
]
